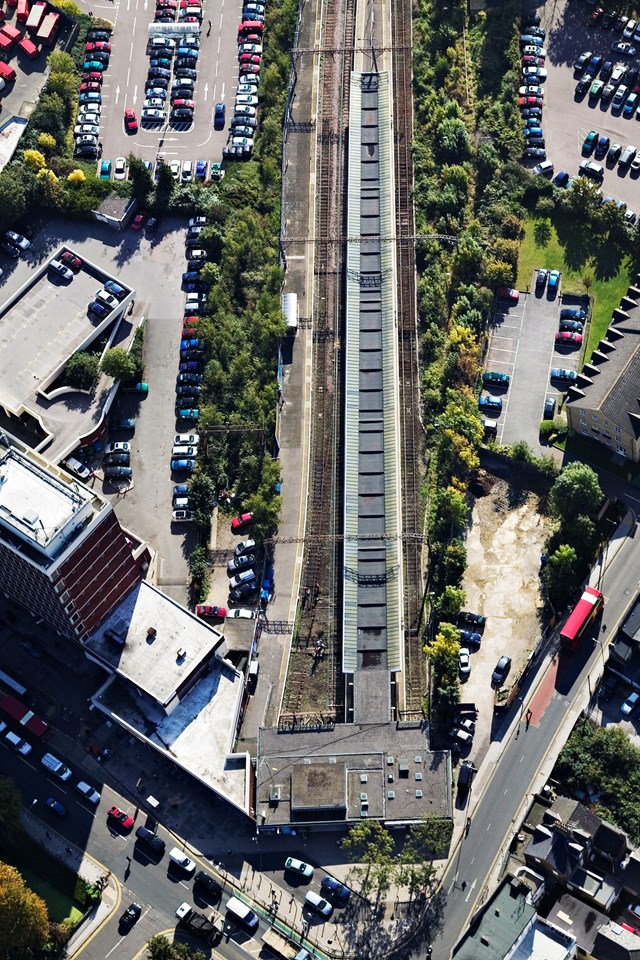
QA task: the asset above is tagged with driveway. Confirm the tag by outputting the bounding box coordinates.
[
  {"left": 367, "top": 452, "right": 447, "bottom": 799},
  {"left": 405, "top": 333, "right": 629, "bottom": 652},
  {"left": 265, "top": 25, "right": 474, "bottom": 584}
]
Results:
[
  {"left": 540, "top": 0, "right": 640, "bottom": 213},
  {"left": 484, "top": 281, "right": 587, "bottom": 450}
]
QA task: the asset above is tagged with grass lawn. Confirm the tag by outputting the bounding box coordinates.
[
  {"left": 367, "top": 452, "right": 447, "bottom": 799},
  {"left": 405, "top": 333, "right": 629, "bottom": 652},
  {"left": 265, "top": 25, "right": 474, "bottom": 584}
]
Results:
[
  {"left": 18, "top": 866, "right": 83, "bottom": 924},
  {"left": 516, "top": 213, "right": 635, "bottom": 361}
]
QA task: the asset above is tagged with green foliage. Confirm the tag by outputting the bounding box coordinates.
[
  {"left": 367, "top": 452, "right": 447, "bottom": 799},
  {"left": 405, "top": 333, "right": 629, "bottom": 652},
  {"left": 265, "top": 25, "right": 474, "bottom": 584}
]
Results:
[
  {"left": 130, "top": 325, "right": 145, "bottom": 381},
  {"left": 541, "top": 544, "right": 578, "bottom": 609},
  {"left": 146, "top": 936, "right": 205, "bottom": 960},
  {"left": 0, "top": 860, "right": 50, "bottom": 960},
  {"left": 0, "top": 778, "right": 23, "bottom": 852},
  {"left": 539, "top": 419, "right": 555, "bottom": 440},
  {"left": 555, "top": 720, "right": 640, "bottom": 843},
  {"left": 128, "top": 156, "right": 153, "bottom": 202},
  {"left": 188, "top": 473, "right": 216, "bottom": 535},
  {"left": 549, "top": 461, "right": 603, "bottom": 521},
  {"left": 188, "top": 545, "right": 210, "bottom": 601},
  {"left": 427, "top": 626, "right": 461, "bottom": 730},
  {"left": 435, "top": 585, "right": 465, "bottom": 621},
  {"left": 64, "top": 352, "right": 99, "bottom": 390},
  {"left": 100, "top": 348, "right": 137, "bottom": 383}
]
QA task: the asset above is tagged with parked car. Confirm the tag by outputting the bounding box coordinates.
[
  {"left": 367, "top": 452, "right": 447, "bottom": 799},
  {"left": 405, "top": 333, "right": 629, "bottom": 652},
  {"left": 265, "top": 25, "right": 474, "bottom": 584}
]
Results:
[
  {"left": 108, "top": 805, "right": 135, "bottom": 829},
  {"left": 550, "top": 368, "right": 578, "bottom": 383},
  {"left": 560, "top": 307, "right": 587, "bottom": 322},
  {"left": 320, "top": 876, "right": 350, "bottom": 903},
  {"left": 459, "top": 648, "right": 471, "bottom": 679},
  {"left": 196, "top": 604, "right": 228, "bottom": 619},
  {"left": 231, "top": 512, "right": 254, "bottom": 530},
  {"left": 543, "top": 397, "right": 556, "bottom": 419},
  {"left": 491, "top": 655, "right": 512, "bottom": 687},
  {"left": 621, "top": 691, "right": 640, "bottom": 716},
  {"left": 458, "top": 629, "right": 482, "bottom": 647},
  {"left": 285, "top": 857, "right": 314, "bottom": 879},
  {"left": 547, "top": 270, "right": 561, "bottom": 294}
]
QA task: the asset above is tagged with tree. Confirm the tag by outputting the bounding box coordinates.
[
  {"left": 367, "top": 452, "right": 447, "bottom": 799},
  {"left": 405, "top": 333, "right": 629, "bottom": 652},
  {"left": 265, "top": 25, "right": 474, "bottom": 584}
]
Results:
[
  {"left": 0, "top": 778, "right": 23, "bottom": 851},
  {"left": 100, "top": 347, "right": 137, "bottom": 382},
  {"left": 549, "top": 461, "right": 603, "bottom": 521},
  {"left": 435, "top": 585, "right": 465, "bottom": 621},
  {"left": 340, "top": 820, "right": 394, "bottom": 901},
  {"left": 47, "top": 50, "right": 76, "bottom": 74},
  {"left": 37, "top": 132, "right": 57, "bottom": 154},
  {"left": 155, "top": 162, "right": 174, "bottom": 206},
  {"left": 23, "top": 150, "right": 45, "bottom": 171},
  {"left": 426, "top": 625, "right": 460, "bottom": 729},
  {"left": 46, "top": 71, "right": 78, "bottom": 103},
  {"left": 434, "top": 117, "right": 471, "bottom": 164},
  {"left": 0, "top": 861, "right": 49, "bottom": 960},
  {"left": 127, "top": 155, "right": 153, "bottom": 202},
  {"left": 542, "top": 543, "right": 578, "bottom": 609},
  {"left": 188, "top": 473, "right": 216, "bottom": 533},
  {"left": 0, "top": 170, "right": 27, "bottom": 227},
  {"left": 147, "top": 935, "right": 176, "bottom": 960},
  {"left": 65, "top": 352, "right": 99, "bottom": 389}
]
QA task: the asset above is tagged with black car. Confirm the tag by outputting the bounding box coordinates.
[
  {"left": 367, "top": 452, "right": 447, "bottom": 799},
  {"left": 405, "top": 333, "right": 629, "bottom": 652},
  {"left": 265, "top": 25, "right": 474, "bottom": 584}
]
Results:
[
  {"left": 104, "top": 465, "right": 133, "bottom": 479},
  {"left": 229, "top": 580, "right": 259, "bottom": 601},
  {"left": 174, "top": 67, "right": 197, "bottom": 79},
  {"left": 626, "top": 68, "right": 639, "bottom": 89},
  {"left": 175, "top": 57, "right": 197, "bottom": 69},
  {"left": 119, "top": 903, "right": 142, "bottom": 931},
  {"left": 524, "top": 146, "right": 546, "bottom": 159},
  {"left": 87, "top": 29, "right": 111, "bottom": 40},
  {"left": 575, "top": 77, "right": 591, "bottom": 96},
  {"left": 135, "top": 826, "right": 166, "bottom": 856},
  {"left": 194, "top": 870, "right": 222, "bottom": 899},
  {"left": 147, "top": 76, "right": 169, "bottom": 88},
  {"left": 103, "top": 452, "right": 131, "bottom": 466},
  {"left": 559, "top": 319, "right": 584, "bottom": 334},
  {"left": 543, "top": 397, "right": 556, "bottom": 420},
  {"left": 600, "top": 60, "right": 614, "bottom": 81},
  {"left": 148, "top": 67, "right": 171, "bottom": 80},
  {"left": 146, "top": 217, "right": 159, "bottom": 233},
  {"left": 172, "top": 108, "right": 195, "bottom": 121},
  {"left": 491, "top": 655, "right": 512, "bottom": 687},
  {"left": 520, "top": 107, "right": 542, "bottom": 121},
  {"left": 231, "top": 116, "right": 257, "bottom": 129},
  {"left": 459, "top": 610, "right": 486, "bottom": 628},
  {"left": 601, "top": 12, "right": 614, "bottom": 29},
  {"left": 176, "top": 385, "right": 202, "bottom": 397},
  {"left": 0, "top": 241, "right": 19, "bottom": 258},
  {"left": 214, "top": 102, "right": 226, "bottom": 129}
]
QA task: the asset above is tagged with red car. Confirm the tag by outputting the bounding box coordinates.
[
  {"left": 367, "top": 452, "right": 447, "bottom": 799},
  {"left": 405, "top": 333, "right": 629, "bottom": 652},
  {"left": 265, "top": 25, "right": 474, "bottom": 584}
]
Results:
[
  {"left": 86, "top": 41, "right": 111, "bottom": 52},
  {"left": 555, "top": 331, "right": 582, "bottom": 345},
  {"left": 124, "top": 108, "right": 138, "bottom": 133},
  {"left": 82, "top": 72, "right": 103, "bottom": 83},
  {"left": 496, "top": 287, "right": 519, "bottom": 302},
  {"left": 108, "top": 805, "right": 134, "bottom": 829},
  {"left": 522, "top": 55, "right": 544, "bottom": 66},
  {"left": 239, "top": 52, "right": 261, "bottom": 65},
  {"left": 196, "top": 604, "right": 228, "bottom": 619},
  {"left": 80, "top": 82, "right": 101, "bottom": 93},
  {"left": 156, "top": 0, "right": 177, "bottom": 6},
  {"left": 231, "top": 512, "right": 254, "bottom": 531},
  {"left": 241, "top": 64, "right": 261, "bottom": 75},
  {"left": 172, "top": 99, "right": 195, "bottom": 109},
  {"left": 183, "top": 315, "right": 200, "bottom": 325},
  {"left": 518, "top": 96, "right": 543, "bottom": 107},
  {"left": 238, "top": 33, "right": 261, "bottom": 44},
  {"left": 179, "top": 0, "right": 200, "bottom": 5},
  {"left": 60, "top": 251, "right": 82, "bottom": 272},
  {"left": 132, "top": 209, "right": 147, "bottom": 230}
]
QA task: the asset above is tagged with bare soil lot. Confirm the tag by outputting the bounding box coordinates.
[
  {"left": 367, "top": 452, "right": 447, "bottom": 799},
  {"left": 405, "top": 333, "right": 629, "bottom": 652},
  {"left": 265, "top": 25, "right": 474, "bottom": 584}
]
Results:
[{"left": 459, "top": 472, "right": 552, "bottom": 764}]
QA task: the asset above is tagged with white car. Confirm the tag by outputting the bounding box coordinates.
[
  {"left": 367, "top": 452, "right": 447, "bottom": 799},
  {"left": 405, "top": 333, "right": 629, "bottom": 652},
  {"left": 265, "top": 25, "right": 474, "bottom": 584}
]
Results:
[
  {"left": 187, "top": 217, "right": 206, "bottom": 228},
  {"left": 5, "top": 230, "right": 31, "bottom": 251},
  {"left": 141, "top": 108, "right": 165, "bottom": 121},
  {"left": 74, "top": 123, "right": 100, "bottom": 136},
  {"left": 181, "top": 160, "right": 193, "bottom": 181},
  {"left": 171, "top": 444, "right": 197, "bottom": 457},
  {"left": 62, "top": 456, "right": 91, "bottom": 480},
  {"left": 175, "top": 902, "right": 192, "bottom": 920},
  {"left": 235, "top": 94, "right": 258, "bottom": 106},
  {"left": 518, "top": 85, "right": 544, "bottom": 97},
  {"left": 232, "top": 136, "right": 254, "bottom": 149},
  {"left": 76, "top": 781, "right": 101, "bottom": 804},
  {"left": 521, "top": 66, "right": 547, "bottom": 81},
  {"left": 172, "top": 509, "right": 194, "bottom": 523},
  {"left": 95, "top": 289, "right": 119, "bottom": 309},
  {"left": 79, "top": 104, "right": 101, "bottom": 117},
  {"left": 144, "top": 98, "right": 165, "bottom": 109},
  {"left": 170, "top": 160, "right": 181, "bottom": 179},
  {"left": 239, "top": 43, "right": 262, "bottom": 54},
  {"left": 229, "top": 569, "right": 256, "bottom": 588},
  {"left": 77, "top": 112, "right": 100, "bottom": 125},
  {"left": 234, "top": 538, "right": 256, "bottom": 556},
  {"left": 174, "top": 433, "right": 199, "bottom": 445},
  {"left": 459, "top": 648, "right": 471, "bottom": 678},
  {"left": 227, "top": 608, "right": 256, "bottom": 619},
  {"left": 151, "top": 36, "right": 175, "bottom": 49},
  {"left": 114, "top": 157, "right": 127, "bottom": 180},
  {"left": 237, "top": 83, "right": 258, "bottom": 95},
  {"left": 104, "top": 442, "right": 130, "bottom": 454}
]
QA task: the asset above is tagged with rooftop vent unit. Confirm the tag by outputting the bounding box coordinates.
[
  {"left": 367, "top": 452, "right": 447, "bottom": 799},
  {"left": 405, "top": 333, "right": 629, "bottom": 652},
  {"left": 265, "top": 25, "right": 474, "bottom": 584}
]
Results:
[{"left": 269, "top": 785, "right": 281, "bottom": 804}]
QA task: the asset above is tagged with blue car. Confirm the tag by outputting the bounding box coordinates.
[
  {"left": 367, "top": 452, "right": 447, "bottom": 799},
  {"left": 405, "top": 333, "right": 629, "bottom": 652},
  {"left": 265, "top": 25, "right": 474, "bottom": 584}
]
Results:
[
  {"left": 478, "top": 395, "right": 503, "bottom": 414},
  {"left": 111, "top": 417, "right": 136, "bottom": 430},
  {"left": 150, "top": 58, "right": 172, "bottom": 69},
  {"left": 550, "top": 367, "right": 577, "bottom": 383},
  {"left": 321, "top": 876, "right": 350, "bottom": 903},
  {"left": 196, "top": 160, "right": 208, "bottom": 178},
  {"left": 560, "top": 307, "right": 587, "bottom": 321},
  {"left": 548, "top": 270, "right": 561, "bottom": 294},
  {"left": 179, "top": 361, "right": 202, "bottom": 372},
  {"left": 88, "top": 300, "right": 108, "bottom": 317},
  {"left": 174, "top": 483, "right": 189, "bottom": 496},
  {"left": 624, "top": 92, "right": 638, "bottom": 116},
  {"left": 584, "top": 55, "right": 603, "bottom": 77},
  {"left": 46, "top": 798, "right": 67, "bottom": 817},
  {"left": 176, "top": 408, "right": 200, "bottom": 420},
  {"left": 170, "top": 458, "right": 196, "bottom": 471},
  {"left": 186, "top": 282, "right": 210, "bottom": 293},
  {"left": 177, "top": 47, "right": 199, "bottom": 58},
  {"left": 104, "top": 280, "right": 126, "bottom": 299},
  {"left": 459, "top": 629, "right": 481, "bottom": 647},
  {"left": 180, "top": 339, "right": 202, "bottom": 350},
  {"left": 182, "top": 270, "right": 201, "bottom": 282}
]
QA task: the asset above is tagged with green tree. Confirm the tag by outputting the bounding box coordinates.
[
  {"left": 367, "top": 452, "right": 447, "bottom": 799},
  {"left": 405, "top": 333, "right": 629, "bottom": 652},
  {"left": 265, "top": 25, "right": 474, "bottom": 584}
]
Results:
[
  {"left": 434, "top": 117, "right": 471, "bottom": 164},
  {"left": 542, "top": 544, "right": 578, "bottom": 609},
  {"left": 435, "top": 585, "right": 465, "bottom": 621},
  {"left": 47, "top": 71, "right": 79, "bottom": 103},
  {"left": 154, "top": 162, "right": 174, "bottom": 206},
  {"left": 245, "top": 455, "right": 282, "bottom": 542},
  {"left": 65, "top": 352, "right": 99, "bottom": 389},
  {"left": 340, "top": 821, "right": 394, "bottom": 901},
  {"left": 549, "top": 461, "right": 603, "bottom": 521},
  {"left": 188, "top": 473, "right": 217, "bottom": 533},
  {"left": 0, "top": 170, "right": 27, "bottom": 228},
  {"left": 100, "top": 347, "right": 137, "bottom": 382},
  {"left": 442, "top": 539, "right": 467, "bottom": 586},
  {"left": 147, "top": 935, "right": 175, "bottom": 960},
  {"left": 128, "top": 155, "right": 153, "bottom": 202},
  {"left": 0, "top": 778, "right": 23, "bottom": 851},
  {"left": 426, "top": 625, "right": 460, "bottom": 730},
  {"left": 37, "top": 132, "right": 57, "bottom": 154},
  {"left": 0, "top": 861, "right": 49, "bottom": 960},
  {"left": 47, "top": 50, "right": 76, "bottom": 73}
]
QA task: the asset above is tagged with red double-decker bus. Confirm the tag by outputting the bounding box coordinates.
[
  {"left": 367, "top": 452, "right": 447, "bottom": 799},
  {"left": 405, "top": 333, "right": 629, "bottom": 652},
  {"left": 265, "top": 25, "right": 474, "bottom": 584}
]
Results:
[
  {"left": 560, "top": 586, "right": 604, "bottom": 652},
  {"left": 0, "top": 694, "right": 50, "bottom": 739}
]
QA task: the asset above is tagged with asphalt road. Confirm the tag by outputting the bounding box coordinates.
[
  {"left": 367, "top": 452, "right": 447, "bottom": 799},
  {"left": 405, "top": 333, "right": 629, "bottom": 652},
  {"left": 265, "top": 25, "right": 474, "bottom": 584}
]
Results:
[
  {"left": 424, "top": 518, "right": 640, "bottom": 959},
  {"left": 95, "top": 0, "right": 243, "bottom": 173},
  {"left": 541, "top": 0, "right": 640, "bottom": 212}
]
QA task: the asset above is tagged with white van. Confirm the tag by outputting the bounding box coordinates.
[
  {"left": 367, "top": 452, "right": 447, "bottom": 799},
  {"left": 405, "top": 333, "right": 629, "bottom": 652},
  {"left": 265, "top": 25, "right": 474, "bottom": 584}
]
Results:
[
  {"left": 229, "top": 569, "right": 256, "bottom": 589},
  {"left": 41, "top": 752, "right": 72, "bottom": 781},
  {"left": 226, "top": 895, "right": 259, "bottom": 930},
  {"left": 168, "top": 846, "right": 196, "bottom": 874},
  {"left": 5, "top": 730, "right": 32, "bottom": 755}
]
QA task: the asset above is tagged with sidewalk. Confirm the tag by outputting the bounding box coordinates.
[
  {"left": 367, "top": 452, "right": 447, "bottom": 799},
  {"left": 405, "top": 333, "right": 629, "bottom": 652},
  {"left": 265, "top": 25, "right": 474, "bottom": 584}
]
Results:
[{"left": 23, "top": 811, "right": 119, "bottom": 958}]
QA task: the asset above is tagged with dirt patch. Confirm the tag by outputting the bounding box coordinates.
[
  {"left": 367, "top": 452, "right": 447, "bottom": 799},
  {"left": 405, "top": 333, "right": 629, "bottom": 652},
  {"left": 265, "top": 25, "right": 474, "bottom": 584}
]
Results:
[{"left": 460, "top": 474, "right": 552, "bottom": 761}]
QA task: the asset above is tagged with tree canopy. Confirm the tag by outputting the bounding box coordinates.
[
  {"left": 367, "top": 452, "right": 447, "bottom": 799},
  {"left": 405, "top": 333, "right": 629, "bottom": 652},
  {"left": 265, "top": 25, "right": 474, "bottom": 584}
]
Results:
[
  {"left": 100, "top": 347, "right": 137, "bottom": 382},
  {"left": 549, "top": 462, "right": 603, "bottom": 521},
  {"left": 0, "top": 861, "right": 49, "bottom": 960}
]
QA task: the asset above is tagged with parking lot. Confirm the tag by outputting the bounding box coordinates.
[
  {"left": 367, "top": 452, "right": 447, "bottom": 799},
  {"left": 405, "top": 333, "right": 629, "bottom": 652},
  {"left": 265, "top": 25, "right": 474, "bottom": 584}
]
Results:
[
  {"left": 77, "top": 0, "right": 243, "bottom": 172},
  {"left": 538, "top": 0, "right": 640, "bottom": 212},
  {"left": 483, "top": 280, "right": 587, "bottom": 448}
]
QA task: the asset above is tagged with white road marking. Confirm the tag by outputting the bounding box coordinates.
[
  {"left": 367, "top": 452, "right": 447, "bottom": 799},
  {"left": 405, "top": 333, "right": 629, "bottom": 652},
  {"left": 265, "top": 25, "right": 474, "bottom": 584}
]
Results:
[{"left": 464, "top": 878, "right": 477, "bottom": 903}]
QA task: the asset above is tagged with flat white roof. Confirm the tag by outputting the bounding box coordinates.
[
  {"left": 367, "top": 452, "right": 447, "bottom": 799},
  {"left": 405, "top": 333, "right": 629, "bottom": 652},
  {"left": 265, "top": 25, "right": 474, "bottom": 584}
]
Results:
[
  {"left": 95, "top": 660, "right": 248, "bottom": 813},
  {"left": 0, "top": 446, "right": 92, "bottom": 554},
  {"left": 86, "top": 581, "right": 225, "bottom": 706}
]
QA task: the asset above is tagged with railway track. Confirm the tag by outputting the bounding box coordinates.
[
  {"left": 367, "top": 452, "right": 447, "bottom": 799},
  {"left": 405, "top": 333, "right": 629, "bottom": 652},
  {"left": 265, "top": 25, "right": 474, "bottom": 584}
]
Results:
[
  {"left": 392, "top": 0, "right": 425, "bottom": 712},
  {"left": 282, "top": 0, "right": 356, "bottom": 719}
]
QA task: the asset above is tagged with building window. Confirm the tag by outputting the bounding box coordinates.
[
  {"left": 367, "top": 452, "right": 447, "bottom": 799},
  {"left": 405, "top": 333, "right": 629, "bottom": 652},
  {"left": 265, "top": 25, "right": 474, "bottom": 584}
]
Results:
[
  {"left": 592, "top": 427, "right": 600, "bottom": 433},
  {"left": 617, "top": 446, "right": 626, "bottom": 456},
  {"left": 592, "top": 414, "right": 598, "bottom": 421},
  {"left": 615, "top": 426, "right": 622, "bottom": 434},
  {"left": 580, "top": 419, "right": 588, "bottom": 426},
  {"left": 603, "top": 420, "right": 609, "bottom": 426},
  {"left": 604, "top": 431, "right": 611, "bottom": 438},
  {"left": 583, "top": 429, "right": 589, "bottom": 436},
  {"left": 605, "top": 440, "right": 611, "bottom": 447},
  {"left": 579, "top": 409, "right": 586, "bottom": 415}
]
